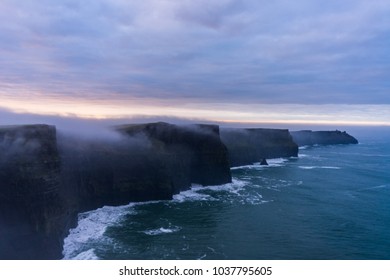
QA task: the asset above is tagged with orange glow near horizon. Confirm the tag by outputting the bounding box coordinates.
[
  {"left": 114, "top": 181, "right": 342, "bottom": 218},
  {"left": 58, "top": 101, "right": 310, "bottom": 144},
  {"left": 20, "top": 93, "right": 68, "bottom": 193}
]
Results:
[{"left": 1, "top": 94, "right": 390, "bottom": 127}]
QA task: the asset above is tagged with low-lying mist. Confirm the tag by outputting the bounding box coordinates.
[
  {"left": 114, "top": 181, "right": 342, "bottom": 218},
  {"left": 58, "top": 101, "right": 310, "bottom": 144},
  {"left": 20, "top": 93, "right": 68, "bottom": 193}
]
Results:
[{"left": 2, "top": 106, "right": 389, "bottom": 142}]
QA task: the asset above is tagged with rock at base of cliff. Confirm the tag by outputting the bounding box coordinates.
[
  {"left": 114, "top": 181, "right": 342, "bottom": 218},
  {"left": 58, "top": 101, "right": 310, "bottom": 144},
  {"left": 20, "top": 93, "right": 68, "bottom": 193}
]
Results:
[{"left": 260, "top": 158, "right": 269, "bottom": 165}]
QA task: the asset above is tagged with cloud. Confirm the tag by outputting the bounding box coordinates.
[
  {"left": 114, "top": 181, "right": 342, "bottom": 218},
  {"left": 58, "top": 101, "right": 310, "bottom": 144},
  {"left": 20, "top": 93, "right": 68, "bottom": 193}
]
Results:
[{"left": 0, "top": 0, "right": 389, "bottom": 113}]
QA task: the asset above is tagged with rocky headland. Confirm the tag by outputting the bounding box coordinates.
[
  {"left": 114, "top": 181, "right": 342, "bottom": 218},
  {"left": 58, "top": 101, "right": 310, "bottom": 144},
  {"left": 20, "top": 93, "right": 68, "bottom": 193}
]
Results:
[{"left": 291, "top": 130, "right": 359, "bottom": 146}]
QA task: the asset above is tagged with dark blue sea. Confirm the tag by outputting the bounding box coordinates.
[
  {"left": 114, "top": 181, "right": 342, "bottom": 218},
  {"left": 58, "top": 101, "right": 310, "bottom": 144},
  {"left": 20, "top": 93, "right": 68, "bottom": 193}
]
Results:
[{"left": 63, "top": 128, "right": 390, "bottom": 260}]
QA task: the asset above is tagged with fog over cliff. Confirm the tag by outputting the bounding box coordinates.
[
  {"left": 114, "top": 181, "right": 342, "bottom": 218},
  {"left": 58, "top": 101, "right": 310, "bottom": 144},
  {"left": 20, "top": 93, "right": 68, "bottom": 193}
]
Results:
[{"left": 3, "top": 106, "right": 388, "bottom": 138}]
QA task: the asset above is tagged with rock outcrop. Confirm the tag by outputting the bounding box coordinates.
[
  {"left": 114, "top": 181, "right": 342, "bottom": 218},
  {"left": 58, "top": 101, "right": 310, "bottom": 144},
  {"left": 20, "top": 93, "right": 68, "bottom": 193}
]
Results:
[
  {"left": 0, "top": 122, "right": 232, "bottom": 259},
  {"left": 220, "top": 128, "right": 298, "bottom": 167},
  {"left": 291, "top": 130, "right": 358, "bottom": 146}
]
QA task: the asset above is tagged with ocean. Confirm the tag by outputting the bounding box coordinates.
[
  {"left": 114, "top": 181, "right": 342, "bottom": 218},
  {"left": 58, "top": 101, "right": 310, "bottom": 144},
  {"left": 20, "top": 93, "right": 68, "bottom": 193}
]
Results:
[{"left": 62, "top": 128, "right": 390, "bottom": 260}]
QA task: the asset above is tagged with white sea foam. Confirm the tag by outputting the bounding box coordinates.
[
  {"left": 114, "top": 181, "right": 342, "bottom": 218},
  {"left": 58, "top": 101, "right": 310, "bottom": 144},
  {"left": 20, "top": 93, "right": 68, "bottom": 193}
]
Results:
[
  {"left": 202, "top": 178, "right": 247, "bottom": 192},
  {"left": 62, "top": 177, "right": 268, "bottom": 259},
  {"left": 298, "top": 153, "right": 310, "bottom": 158},
  {"left": 62, "top": 179, "right": 251, "bottom": 259},
  {"left": 71, "top": 249, "right": 99, "bottom": 260},
  {"left": 173, "top": 188, "right": 215, "bottom": 203},
  {"left": 298, "top": 166, "right": 341, "bottom": 170},
  {"left": 143, "top": 226, "right": 181, "bottom": 236},
  {"left": 62, "top": 204, "right": 134, "bottom": 259},
  {"left": 172, "top": 179, "right": 269, "bottom": 205},
  {"left": 299, "top": 145, "right": 309, "bottom": 150},
  {"left": 173, "top": 179, "right": 249, "bottom": 203},
  {"left": 241, "top": 193, "right": 271, "bottom": 205},
  {"left": 267, "top": 158, "right": 289, "bottom": 165},
  {"left": 231, "top": 158, "right": 289, "bottom": 170},
  {"left": 203, "top": 179, "right": 271, "bottom": 205},
  {"left": 231, "top": 164, "right": 259, "bottom": 170}
]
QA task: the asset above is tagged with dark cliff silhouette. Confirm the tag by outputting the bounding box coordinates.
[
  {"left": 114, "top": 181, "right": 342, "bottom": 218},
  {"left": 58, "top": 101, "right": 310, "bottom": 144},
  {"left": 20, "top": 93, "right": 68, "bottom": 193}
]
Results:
[
  {"left": 116, "top": 122, "right": 232, "bottom": 192},
  {"left": 220, "top": 128, "right": 298, "bottom": 167},
  {"left": 0, "top": 123, "right": 358, "bottom": 259},
  {"left": 291, "top": 130, "right": 358, "bottom": 146},
  {"left": 0, "top": 125, "right": 64, "bottom": 259},
  {"left": 0, "top": 123, "right": 232, "bottom": 259}
]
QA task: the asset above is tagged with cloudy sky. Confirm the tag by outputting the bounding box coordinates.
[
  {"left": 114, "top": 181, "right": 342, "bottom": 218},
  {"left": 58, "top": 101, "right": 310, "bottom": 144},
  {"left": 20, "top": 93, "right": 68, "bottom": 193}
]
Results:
[{"left": 1, "top": 0, "right": 390, "bottom": 126}]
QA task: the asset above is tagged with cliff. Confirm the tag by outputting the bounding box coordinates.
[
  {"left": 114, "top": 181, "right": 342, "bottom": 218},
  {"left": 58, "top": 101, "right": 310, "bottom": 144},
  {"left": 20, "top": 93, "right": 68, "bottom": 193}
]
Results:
[
  {"left": 116, "top": 122, "right": 232, "bottom": 192},
  {"left": 220, "top": 128, "right": 298, "bottom": 167},
  {"left": 0, "top": 122, "right": 232, "bottom": 259},
  {"left": 0, "top": 123, "right": 359, "bottom": 259},
  {"left": 291, "top": 130, "right": 358, "bottom": 146},
  {"left": 0, "top": 125, "right": 67, "bottom": 259},
  {"left": 58, "top": 122, "right": 231, "bottom": 212},
  {"left": 58, "top": 136, "right": 174, "bottom": 215}
]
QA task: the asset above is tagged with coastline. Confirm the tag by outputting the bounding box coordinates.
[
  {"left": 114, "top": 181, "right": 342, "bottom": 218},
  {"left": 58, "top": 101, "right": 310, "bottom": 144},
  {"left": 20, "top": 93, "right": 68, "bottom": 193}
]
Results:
[{"left": 0, "top": 122, "right": 358, "bottom": 259}]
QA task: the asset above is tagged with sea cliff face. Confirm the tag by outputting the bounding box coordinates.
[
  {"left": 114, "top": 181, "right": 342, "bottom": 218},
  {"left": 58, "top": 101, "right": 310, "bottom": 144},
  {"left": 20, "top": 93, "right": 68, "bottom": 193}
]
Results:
[
  {"left": 220, "top": 128, "right": 298, "bottom": 167},
  {"left": 0, "top": 122, "right": 232, "bottom": 259},
  {"left": 0, "top": 123, "right": 359, "bottom": 259},
  {"left": 0, "top": 125, "right": 66, "bottom": 259},
  {"left": 58, "top": 132, "right": 174, "bottom": 213},
  {"left": 117, "top": 122, "right": 232, "bottom": 192},
  {"left": 291, "top": 130, "right": 359, "bottom": 146}
]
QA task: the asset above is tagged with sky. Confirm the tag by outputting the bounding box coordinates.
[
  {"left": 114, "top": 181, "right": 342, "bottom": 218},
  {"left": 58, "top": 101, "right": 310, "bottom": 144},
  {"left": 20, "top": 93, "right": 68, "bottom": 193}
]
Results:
[{"left": 1, "top": 0, "right": 390, "bottom": 127}]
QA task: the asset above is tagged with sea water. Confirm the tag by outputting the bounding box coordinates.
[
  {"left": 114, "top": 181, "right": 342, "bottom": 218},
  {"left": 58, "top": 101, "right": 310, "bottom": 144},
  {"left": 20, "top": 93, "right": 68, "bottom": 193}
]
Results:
[{"left": 63, "top": 129, "right": 390, "bottom": 260}]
